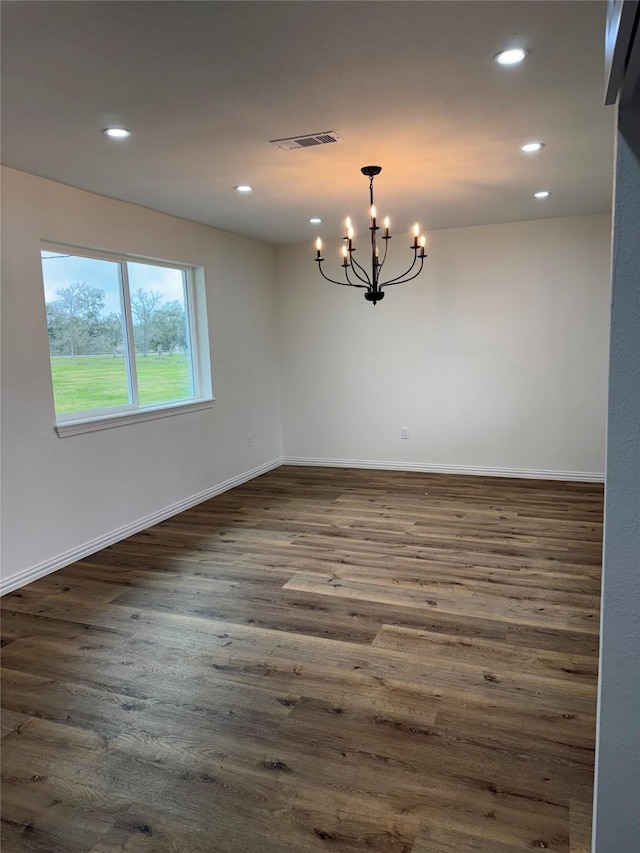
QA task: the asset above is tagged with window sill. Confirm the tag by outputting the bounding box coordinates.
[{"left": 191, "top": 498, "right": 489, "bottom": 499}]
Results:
[{"left": 55, "top": 398, "right": 215, "bottom": 438}]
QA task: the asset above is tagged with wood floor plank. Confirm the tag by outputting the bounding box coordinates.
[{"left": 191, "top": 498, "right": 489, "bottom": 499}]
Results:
[
  {"left": 1, "top": 779, "right": 126, "bottom": 853},
  {"left": 0, "top": 661, "right": 297, "bottom": 743},
  {"left": 570, "top": 799, "right": 594, "bottom": 853},
  {"left": 372, "top": 625, "right": 598, "bottom": 684},
  {"left": 412, "top": 818, "right": 564, "bottom": 853},
  {"left": 268, "top": 694, "right": 593, "bottom": 807},
  {"left": 284, "top": 571, "right": 599, "bottom": 633},
  {"left": 1, "top": 467, "right": 602, "bottom": 852},
  {"left": 1, "top": 609, "right": 134, "bottom": 649},
  {"left": 1, "top": 708, "right": 32, "bottom": 739}
]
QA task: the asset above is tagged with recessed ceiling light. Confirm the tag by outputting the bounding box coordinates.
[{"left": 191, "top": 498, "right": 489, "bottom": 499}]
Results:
[
  {"left": 521, "top": 142, "right": 545, "bottom": 153},
  {"left": 534, "top": 190, "right": 551, "bottom": 199},
  {"left": 234, "top": 185, "right": 252, "bottom": 193},
  {"left": 103, "top": 127, "right": 131, "bottom": 139},
  {"left": 494, "top": 48, "right": 528, "bottom": 66},
  {"left": 309, "top": 218, "right": 322, "bottom": 224}
]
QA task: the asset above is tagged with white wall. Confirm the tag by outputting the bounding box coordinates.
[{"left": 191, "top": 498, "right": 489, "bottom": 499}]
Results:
[
  {"left": 0, "top": 167, "right": 282, "bottom": 592},
  {"left": 276, "top": 214, "right": 611, "bottom": 479}
]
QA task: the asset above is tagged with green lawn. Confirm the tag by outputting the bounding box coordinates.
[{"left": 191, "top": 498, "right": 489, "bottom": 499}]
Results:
[{"left": 50, "top": 354, "right": 192, "bottom": 415}]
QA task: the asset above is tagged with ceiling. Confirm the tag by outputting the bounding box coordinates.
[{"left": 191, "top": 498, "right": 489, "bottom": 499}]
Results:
[{"left": 1, "top": 1, "right": 613, "bottom": 245}]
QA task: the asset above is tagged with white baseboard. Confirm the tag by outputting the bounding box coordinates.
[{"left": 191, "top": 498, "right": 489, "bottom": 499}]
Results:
[
  {"left": 282, "top": 456, "right": 605, "bottom": 483},
  {"left": 0, "top": 457, "right": 283, "bottom": 597}
]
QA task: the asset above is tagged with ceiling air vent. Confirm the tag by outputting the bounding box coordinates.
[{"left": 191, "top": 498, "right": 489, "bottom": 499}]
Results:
[{"left": 270, "top": 131, "right": 345, "bottom": 151}]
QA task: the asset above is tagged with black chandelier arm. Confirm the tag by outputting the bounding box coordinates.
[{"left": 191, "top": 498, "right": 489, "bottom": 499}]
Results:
[
  {"left": 378, "top": 249, "right": 420, "bottom": 287},
  {"left": 380, "top": 255, "right": 426, "bottom": 288},
  {"left": 316, "top": 260, "right": 367, "bottom": 288},
  {"left": 376, "top": 235, "right": 390, "bottom": 275},
  {"left": 348, "top": 253, "right": 373, "bottom": 286},
  {"left": 344, "top": 262, "right": 370, "bottom": 289}
]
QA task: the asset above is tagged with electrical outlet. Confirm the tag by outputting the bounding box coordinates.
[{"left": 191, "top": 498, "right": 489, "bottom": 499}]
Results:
[
  {"left": 401, "top": 427, "right": 409, "bottom": 439},
  {"left": 248, "top": 433, "right": 253, "bottom": 447}
]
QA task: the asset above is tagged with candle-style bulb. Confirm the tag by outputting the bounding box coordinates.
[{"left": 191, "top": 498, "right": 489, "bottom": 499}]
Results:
[
  {"left": 315, "top": 237, "right": 322, "bottom": 251},
  {"left": 413, "top": 223, "right": 420, "bottom": 237},
  {"left": 370, "top": 205, "right": 377, "bottom": 219},
  {"left": 341, "top": 245, "right": 348, "bottom": 257},
  {"left": 347, "top": 227, "right": 354, "bottom": 241},
  {"left": 345, "top": 216, "right": 352, "bottom": 230},
  {"left": 384, "top": 216, "right": 390, "bottom": 230},
  {"left": 419, "top": 235, "right": 426, "bottom": 247}
]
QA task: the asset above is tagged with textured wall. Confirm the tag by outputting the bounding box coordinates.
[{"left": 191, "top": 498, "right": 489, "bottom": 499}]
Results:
[{"left": 593, "top": 93, "right": 640, "bottom": 853}]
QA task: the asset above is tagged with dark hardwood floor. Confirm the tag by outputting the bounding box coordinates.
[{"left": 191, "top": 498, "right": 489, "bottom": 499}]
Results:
[{"left": 1, "top": 466, "right": 603, "bottom": 852}]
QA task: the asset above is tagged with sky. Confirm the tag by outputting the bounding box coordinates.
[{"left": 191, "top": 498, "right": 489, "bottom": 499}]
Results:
[{"left": 41, "top": 251, "right": 186, "bottom": 317}]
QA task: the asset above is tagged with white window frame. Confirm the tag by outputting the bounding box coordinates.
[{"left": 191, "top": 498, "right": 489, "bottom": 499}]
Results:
[{"left": 41, "top": 242, "right": 214, "bottom": 437}]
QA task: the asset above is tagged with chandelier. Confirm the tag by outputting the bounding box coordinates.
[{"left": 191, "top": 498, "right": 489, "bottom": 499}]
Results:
[{"left": 314, "top": 166, "right": 427, "bottom": 305}]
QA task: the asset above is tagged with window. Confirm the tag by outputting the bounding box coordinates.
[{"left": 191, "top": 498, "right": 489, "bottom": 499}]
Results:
[{"left": 40, "top": 244, "right": 212, "bottom": 436}]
